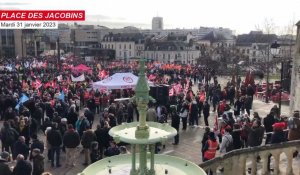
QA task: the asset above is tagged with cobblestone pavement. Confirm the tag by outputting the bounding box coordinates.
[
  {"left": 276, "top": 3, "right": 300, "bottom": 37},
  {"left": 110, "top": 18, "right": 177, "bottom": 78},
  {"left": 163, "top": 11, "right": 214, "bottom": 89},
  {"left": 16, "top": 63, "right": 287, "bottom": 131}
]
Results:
[{"left": 0, "top": 76, "right": 292, "bottom": 175}]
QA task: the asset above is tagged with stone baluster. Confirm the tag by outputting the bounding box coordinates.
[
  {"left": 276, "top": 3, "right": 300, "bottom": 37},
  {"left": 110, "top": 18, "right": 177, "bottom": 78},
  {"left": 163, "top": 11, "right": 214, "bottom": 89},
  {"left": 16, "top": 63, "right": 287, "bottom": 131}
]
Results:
[
  {"left": 285, "top": 148, "right": 295, "bottom": 175},
  {"left": 272, "top": 150, "right": 281, "bottom": 175},
  {"left": 223, "top": 160, "right": 233, "bottom": 175},
  {"left": 250, "top": 154, "right": 257, "bottom": 175},
  {"left": 261, "top": 152, "right": 270, "bottom": 175},
  {"left": 238, "top": 154, "right": 247, "bottom": 175}
]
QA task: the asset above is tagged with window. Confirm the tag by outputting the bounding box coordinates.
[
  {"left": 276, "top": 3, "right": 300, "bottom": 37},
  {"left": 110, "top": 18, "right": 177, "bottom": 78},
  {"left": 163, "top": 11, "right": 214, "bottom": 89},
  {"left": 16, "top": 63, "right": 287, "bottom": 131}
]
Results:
[
  {"left": 253, "top": 51, "right": 256, "bottom": 56},
  {"left": 156, "top": 53, "right": 158, "bottom": 59},
  {"left": 168, "top": 54, "right": 170, "bottom": 59},
  {"left": 112, "top": 45, "right": 114, "bottom": 49},
  {"left": 108, "top": 44, "right": 110, "bottom": 49},
  {"left": 129, "top": 51, "right": 131, "bottom": 57},
  {"left": 163, "top": 53, "right": 165, "bottom": 59},
  {"left": 119, "top": 44, "right": 121, "bottom": 49},
  {"left": 242, "top": 49, "right": 245, "bottom": 54},
  {"left": 129, "top": 44, "right": 131, "bottom": 49},
  {"left": 124, "top": 44, "right": 126, "bottom": 49},
  {"left": 253, "top": 46, "right": 256, "bottom": 49},
  {"left": 119, "top": 51, "right": 121, "bottom": 56},
  {"left": 247, "top": 49, "right": 249, "bottom": 54}
]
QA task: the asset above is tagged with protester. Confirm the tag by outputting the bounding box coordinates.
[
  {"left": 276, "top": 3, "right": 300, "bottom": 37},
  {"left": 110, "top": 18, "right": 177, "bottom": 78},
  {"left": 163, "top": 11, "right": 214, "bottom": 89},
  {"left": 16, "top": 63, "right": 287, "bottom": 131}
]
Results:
[
  {"left": 202, "top": 132, "right": 218, "bottom": 162},
  {"left": 170, "top": 105, "right": 180, "bottom": 145},
  {"left": 63, "top": 124, "right": 80, "bottom": 167},
  {"left": 81, "top": 127, "right": 97, "bottom": 165},
  {"left": 104, "top": 141, "right": 120, "bottom": 157},
  {"left": 32, "top": 148, "right": 45, "bottom": 175},
  {"left": 0, "top": 151, "right": 12, "bottom": 175},
  {"left": 47, "top": 122, "right": 62, "bottom": 167},
  {"left": 13, "top": 154, "right": 32, "bottom": 175}
]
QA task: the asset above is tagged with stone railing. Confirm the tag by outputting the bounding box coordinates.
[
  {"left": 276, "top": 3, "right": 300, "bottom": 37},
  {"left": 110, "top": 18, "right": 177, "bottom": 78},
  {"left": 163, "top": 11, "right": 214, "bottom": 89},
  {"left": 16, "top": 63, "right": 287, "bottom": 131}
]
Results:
[{"left": 199, "top": 140, "right": 300, "bottom": 175}]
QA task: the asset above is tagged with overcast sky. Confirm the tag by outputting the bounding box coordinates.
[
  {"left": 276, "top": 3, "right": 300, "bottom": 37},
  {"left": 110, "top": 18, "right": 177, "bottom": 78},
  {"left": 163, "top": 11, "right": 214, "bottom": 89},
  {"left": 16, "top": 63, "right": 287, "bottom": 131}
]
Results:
[{"left": 1, "top": 0, "right": 300, "bottom": 34}]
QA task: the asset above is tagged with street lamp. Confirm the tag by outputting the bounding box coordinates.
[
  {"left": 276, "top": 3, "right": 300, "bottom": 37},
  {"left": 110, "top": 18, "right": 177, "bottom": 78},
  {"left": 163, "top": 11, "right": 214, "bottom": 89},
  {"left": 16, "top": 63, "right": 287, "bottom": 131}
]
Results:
[{"left": 265, "top": 41, "right": 280, "bottom": 103}]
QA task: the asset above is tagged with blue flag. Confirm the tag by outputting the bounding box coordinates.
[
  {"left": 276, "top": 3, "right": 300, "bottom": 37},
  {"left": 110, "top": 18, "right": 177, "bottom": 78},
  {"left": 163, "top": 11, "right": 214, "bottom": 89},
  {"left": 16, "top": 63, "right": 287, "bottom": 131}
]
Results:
[
  {"left": 15, "top": 94, "right": 29, "bottom": 110},
  {"left": 59, "top": 91, "right": 65, "bottom": 101},
  {"left": 20, "top": 93, "right": 29, "bottom": 103}
]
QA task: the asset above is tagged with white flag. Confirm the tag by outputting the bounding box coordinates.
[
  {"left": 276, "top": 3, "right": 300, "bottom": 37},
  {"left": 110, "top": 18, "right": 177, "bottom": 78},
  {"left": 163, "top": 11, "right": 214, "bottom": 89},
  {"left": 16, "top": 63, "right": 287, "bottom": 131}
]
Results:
[
  {"left": 57, "top": 75, "right": 63, "bottom": 82},
  {"left": 71, "top": 74, "right": 85, "bottom": 82}
]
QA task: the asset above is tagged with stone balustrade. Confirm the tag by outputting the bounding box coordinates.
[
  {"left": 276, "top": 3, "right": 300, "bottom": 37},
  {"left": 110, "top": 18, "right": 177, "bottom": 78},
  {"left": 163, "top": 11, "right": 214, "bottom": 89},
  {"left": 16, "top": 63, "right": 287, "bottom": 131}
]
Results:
[{"left": 199, "top": 140, "right": 300, "bottom": 175}]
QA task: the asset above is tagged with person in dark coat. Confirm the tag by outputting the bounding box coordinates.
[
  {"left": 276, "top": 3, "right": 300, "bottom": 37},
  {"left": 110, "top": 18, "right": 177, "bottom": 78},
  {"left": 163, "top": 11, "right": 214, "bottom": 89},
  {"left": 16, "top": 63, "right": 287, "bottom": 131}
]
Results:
[
  {"left": 13, "top": 154, "right": 32, "bottom": 175},
  {"left": 267, "top": 122, "right": 286, "bottom": 171},
  {"left": 232, "top": 123, "right": 242, "bottom": 150},
  {"left": 13, "top": 136, "right": 29, "bottom": 160},
  {"left": 63, "top": 124, "right": 80, "bottom": 167},
  {"left": 84, "top": 108, "right": 94, "bottom": 128},
  {"left": 0, "top": 121, "right": 19, "bottom": 153},
  {"left": 203, "top": 101, "right": 210, "bottom": 126},
  {"left": 81, "top": 128, "right": 97, "bottom": 165},
  {"left": 0, "top": 151, "right": 12, "bottom": 175},
  {"left": 32, "top": 148, "right": 44, "bottom": 175},
  {"left": 32, "top": 104, "right": 43, "bottom": 128},
  {"left": 47, "top": 122, "right": 62, "bottom": 167},
  {"left": 244, "top": 120, "right": 265, "bottom": 147},
  {"left": 104, "top": 141, "right": 120, "bottom": 157},
  {"left": 3, "top": 107, "right": 16, "bottom": 121},
  {"left": 234, "top": 98, "right": 243, "bottom": 116},
  {"left": 170, "top": 105, "right": 180, "bottom": 145},
  {"left": 263, "top": 112, "right": 276, "bottom": 144},
  {"left": 190, "top": 100, "right": 199, "bottom": 126},
  {"left": 90, "top": 141, "right": 100, "bottom": 163},
  {"left": 29, "top": 134, "right": 44, "bottom": 160},
  {"left": 244, "top": 95, "right": 252, "bottom": 115},
  {"left": 67, "top": 105, "right": 78, "bottom": 128},
  {"left": 94, "top": 123, "right": 111, "bottom": 159}
]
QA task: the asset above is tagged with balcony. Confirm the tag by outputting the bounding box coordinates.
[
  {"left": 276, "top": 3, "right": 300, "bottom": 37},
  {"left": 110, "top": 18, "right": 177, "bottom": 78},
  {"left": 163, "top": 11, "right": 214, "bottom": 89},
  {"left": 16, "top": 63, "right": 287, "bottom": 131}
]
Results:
[{"left": 199, "top": 140, "right": 300, "bottom": 175}]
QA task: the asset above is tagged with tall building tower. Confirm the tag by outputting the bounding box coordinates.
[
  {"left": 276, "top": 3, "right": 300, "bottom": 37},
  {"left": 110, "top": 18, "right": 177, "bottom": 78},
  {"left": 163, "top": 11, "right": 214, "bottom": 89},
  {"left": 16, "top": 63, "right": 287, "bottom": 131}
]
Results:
[{"left": 152, "top": 17, "right": 163, "bottom": 30}]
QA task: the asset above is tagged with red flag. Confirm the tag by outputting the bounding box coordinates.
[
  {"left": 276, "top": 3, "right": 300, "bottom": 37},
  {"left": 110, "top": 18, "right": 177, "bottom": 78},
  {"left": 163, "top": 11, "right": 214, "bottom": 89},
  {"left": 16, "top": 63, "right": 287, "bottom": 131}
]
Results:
[
  {"left": 213, "top": 115, "right": 219, "bottom": 132},
  {"left": 35, "top": 79, "right": 42, "bottom": 89},
  {"left": 99, "top": 70, "right": 108, "bottom": 79}
]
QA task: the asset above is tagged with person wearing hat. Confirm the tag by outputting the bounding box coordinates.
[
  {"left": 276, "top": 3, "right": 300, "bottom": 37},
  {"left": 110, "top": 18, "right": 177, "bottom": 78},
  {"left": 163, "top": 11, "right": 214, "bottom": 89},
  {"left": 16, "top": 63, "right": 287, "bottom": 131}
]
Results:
[
  {"left": 202, "top": 132, "right": 218, "bottom": 162},
  {"left": 288, "top": 111, "right": 300, "bottom": 141},
  {"left": 265, "top": 122, "right": 287, "bottom": 172},
  {"left": 32, "top": 148, "right": 44, "bottom": 175},
  {"left": 0, "top": 151, "right": 12, "bottom": 175},
  {"left": 271, "top": 122, "right": 286, "bottom": 144},
  {"left": 170, "top": 105, "right": 180, "bottom": 145}
]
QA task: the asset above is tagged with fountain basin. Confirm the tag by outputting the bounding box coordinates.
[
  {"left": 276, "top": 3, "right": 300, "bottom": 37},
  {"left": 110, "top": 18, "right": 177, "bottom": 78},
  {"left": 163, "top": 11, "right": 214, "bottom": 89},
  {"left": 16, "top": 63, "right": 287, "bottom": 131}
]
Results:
[
  {"left": 78, "top": 154, "right": 207, "bottom": 175},
  {"left": 109, "top": 122, "right": 177, "bottom": 144}
]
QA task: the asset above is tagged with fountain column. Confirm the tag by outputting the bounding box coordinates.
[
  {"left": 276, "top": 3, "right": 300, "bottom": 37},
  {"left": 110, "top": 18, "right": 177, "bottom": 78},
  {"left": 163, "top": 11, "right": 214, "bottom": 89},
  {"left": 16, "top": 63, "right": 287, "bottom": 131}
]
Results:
[{"left": 131, "top": 144, "right": 136, "bottom": 175}]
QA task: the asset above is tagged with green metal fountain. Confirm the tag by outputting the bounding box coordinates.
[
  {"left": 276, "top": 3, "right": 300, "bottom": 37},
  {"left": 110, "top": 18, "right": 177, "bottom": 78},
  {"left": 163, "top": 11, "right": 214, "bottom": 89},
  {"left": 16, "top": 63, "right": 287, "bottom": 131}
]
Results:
[{"left": 78, "top": 58, "right": 206, "bottom": 175}]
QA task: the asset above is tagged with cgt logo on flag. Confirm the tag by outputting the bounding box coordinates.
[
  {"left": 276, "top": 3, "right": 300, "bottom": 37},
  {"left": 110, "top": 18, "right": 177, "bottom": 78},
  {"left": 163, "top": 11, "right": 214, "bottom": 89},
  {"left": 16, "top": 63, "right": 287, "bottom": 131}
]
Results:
[{"left": 123, "top": 76, "right": 133, "bottom": 83}]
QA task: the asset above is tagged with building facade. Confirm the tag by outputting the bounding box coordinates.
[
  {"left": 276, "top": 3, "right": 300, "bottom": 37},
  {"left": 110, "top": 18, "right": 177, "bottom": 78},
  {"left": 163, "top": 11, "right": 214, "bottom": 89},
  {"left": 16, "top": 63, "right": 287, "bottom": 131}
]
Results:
[
  {"left": 144, "top": 41, "right": 200, "bottom": 64},
  {"left": 101, "top": 33, "right": 144, "bottom": 62}
]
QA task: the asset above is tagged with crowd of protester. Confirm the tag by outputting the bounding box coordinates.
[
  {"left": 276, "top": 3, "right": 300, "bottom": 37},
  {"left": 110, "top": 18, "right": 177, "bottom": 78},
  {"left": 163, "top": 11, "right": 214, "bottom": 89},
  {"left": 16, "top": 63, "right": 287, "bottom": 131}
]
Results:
[{"left": 0, "top": 56, "right": 297, "bottom": 175}]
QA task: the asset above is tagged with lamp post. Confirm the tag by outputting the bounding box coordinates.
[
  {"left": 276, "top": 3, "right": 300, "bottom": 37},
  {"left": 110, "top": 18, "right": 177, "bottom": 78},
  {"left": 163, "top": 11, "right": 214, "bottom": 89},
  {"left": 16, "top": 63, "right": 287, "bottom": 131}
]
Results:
[{"left": 265, "top": 41, "right": 280, "bottom": 103}]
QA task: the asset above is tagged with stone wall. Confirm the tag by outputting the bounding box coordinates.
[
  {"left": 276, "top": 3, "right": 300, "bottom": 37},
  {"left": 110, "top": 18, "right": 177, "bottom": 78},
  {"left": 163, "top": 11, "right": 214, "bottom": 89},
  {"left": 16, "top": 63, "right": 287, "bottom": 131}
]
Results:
[{"left": 290, "top": 21, "right": 300, "bottom": 114}]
